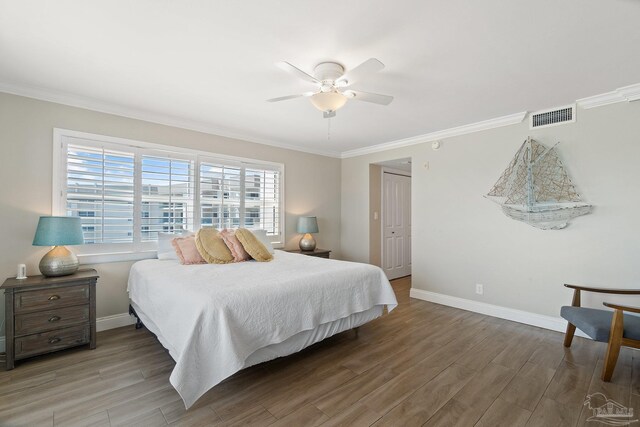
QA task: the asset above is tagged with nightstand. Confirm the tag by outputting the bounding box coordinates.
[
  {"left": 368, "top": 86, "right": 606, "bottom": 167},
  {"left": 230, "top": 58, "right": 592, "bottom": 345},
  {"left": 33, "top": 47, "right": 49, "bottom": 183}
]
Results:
[
  {"left": 285, "top": 249, "right": 331, "bottom": 259},
  {"left": 2, "top": 269, "right": 98, "bottom": 370}
]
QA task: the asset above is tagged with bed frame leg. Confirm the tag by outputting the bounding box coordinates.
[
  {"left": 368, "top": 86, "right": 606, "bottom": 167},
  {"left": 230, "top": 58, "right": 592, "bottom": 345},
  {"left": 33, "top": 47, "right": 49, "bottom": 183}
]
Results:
[
  {"left": 129, "top": 304, "right": 144, "bottom": 330},
  {"left": 354, "top": 327, "right": 359, "bottom": 338}
]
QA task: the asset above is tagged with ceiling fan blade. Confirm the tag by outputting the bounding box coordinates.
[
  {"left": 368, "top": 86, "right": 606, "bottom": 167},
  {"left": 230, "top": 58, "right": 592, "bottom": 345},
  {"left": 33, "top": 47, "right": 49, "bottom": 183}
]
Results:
[
  {"left": 323, "top": 110, "right": 336, "bottom": 119},
  {"left": 267, "top": 94, "right": 303, "bottom": 102},
  {"left": 335, "top": 58, "right": 384, "bottom": 87},
  {"left": 266, "top": 92, "right": 315, "bottom": 102},
  {"left": 276, "top": 61, "right": 320, "bottom": 85},
  {"left": 343, "top": 90, "right": 393, "bottom": 105}
]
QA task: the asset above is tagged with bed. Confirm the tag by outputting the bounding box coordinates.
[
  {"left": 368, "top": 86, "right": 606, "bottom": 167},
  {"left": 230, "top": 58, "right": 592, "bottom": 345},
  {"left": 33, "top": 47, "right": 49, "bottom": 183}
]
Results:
[{"left": 127, "top": 250, "right": 398, "bottom": 408}]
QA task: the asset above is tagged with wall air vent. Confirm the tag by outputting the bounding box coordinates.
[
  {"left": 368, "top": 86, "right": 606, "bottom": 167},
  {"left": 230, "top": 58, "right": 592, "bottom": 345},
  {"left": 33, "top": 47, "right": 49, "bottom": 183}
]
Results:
[{"left": 529, "top": 104, "right": 576, "bottom": 129}]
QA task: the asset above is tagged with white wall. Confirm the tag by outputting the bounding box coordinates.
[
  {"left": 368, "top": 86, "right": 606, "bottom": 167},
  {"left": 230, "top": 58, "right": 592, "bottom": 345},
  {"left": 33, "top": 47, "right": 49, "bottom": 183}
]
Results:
[
  {"left": 0, "top": 92, "right": 342, "bottom": 338},
  {"left": 342, "top": 101, "right": 640, "bottom": 317}
]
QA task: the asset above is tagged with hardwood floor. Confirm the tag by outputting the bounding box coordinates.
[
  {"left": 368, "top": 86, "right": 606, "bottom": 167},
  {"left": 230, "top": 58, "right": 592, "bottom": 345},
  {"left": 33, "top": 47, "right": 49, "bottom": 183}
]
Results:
[{"left": 0, "top": 276, "right": 636, "bottom": 426}]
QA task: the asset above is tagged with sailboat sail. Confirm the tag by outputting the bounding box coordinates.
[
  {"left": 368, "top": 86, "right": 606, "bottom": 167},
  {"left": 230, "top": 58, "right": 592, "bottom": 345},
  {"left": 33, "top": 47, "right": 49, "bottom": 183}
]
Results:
[{"left": 487, "top": 137, "right": 591, "bottom": 229}]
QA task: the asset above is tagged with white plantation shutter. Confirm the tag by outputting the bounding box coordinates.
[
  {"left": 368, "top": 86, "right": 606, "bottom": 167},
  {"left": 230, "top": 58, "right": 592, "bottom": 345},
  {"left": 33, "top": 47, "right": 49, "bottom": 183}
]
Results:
[
  {"left": 56, "top": 130, "right": 284, "bottom": 258},
  {"left": 65, "top": 144, "right": 135, "bottom": 244},
  {"left": 244, "top": 166, "right": 280, "bottom": 236},
  {"left": 200, "top": 160, "right": 282, "bottom": 236},
  {"left": 141, "top": 155, "right": 195, "bottom": 241},
  {"left": 199, "top": 162, "right": 242, "bottom": 229}
]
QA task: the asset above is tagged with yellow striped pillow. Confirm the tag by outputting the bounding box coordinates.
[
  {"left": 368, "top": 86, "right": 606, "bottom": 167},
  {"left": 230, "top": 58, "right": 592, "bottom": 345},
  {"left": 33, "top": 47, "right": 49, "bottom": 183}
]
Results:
[
  {"left": 235, "top": 228, "right": 273, "bottom": 262},
  {"left": 195, "top": 227, "right": 234, "bottom": 264}
]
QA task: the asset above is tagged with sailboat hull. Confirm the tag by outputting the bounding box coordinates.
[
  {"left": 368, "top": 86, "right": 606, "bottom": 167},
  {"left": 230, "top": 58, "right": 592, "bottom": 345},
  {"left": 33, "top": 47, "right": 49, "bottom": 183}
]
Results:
[{"left": 501, "top": 204, "right": 592, "bottom": 230}]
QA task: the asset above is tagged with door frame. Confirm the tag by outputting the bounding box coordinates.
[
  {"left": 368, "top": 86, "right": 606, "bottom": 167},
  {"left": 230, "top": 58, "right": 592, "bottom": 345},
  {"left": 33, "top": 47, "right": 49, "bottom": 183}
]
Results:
[{"left": 381, "top": 166, "right": 412, "bottom": 279}]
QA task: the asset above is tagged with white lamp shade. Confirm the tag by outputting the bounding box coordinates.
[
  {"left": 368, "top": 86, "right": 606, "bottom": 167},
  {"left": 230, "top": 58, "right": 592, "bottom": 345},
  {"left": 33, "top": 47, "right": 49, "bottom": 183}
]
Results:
[{"left": 310, "top": 92, "right": 347, "bottom": 112}]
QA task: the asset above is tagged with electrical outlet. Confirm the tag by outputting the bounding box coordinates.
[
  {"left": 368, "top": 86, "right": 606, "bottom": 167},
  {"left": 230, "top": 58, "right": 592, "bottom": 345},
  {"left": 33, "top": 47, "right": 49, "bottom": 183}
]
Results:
[{"left": 475, "top": 284, "right": 484, "bottom": 295}]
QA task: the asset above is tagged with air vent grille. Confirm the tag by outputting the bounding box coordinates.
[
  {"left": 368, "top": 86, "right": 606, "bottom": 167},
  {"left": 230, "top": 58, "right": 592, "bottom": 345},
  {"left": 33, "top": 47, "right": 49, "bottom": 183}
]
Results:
[{"left": 529, "top": 104, "right": 576, "bottom": 129}]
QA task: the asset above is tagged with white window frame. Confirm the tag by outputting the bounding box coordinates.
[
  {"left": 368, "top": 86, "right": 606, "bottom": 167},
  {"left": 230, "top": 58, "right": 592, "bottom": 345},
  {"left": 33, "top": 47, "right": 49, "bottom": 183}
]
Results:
[{"left": 53, "top": 128, "right": 285, "bottom": 264}]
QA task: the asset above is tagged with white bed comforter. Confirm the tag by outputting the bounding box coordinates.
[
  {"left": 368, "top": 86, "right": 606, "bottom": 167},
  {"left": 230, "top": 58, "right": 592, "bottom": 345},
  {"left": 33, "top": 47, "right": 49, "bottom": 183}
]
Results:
[{"left": 127, "top": 251, "right": 397, "bottom": 408}]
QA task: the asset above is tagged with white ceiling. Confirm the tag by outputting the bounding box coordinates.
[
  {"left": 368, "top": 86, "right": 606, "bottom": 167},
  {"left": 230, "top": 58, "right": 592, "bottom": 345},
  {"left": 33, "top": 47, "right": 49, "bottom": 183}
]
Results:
[{"left": 1, "top": 0, "right": 639, "bottom": 156}]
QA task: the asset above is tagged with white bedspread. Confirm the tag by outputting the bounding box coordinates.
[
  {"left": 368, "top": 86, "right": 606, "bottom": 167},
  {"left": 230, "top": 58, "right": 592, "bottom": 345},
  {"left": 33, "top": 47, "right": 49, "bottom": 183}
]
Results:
[{"left": 127, "top": 251, "right": 397, "bottom": 408}]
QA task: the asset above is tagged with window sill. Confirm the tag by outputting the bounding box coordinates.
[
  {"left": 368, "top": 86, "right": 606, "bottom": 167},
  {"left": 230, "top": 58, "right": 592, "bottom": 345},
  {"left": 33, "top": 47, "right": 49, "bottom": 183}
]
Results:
[{"left": 78, "top": 250, "right": 157, "bottom": 265}]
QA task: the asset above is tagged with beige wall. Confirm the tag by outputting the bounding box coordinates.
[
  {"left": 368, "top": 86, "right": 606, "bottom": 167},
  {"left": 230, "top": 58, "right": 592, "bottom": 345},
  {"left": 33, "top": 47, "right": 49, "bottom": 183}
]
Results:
[
  {"left": 3, "top": 90, "right": 639, "bottom": 340},
  {"left": 342, "top": 101, "right": 640, "bottom": 318},
  {"left": 369, "top": 164, "right": 382, "bottom": 267},
  {"left": 0, "top": 92, "right": 342, "bottom": 337}
]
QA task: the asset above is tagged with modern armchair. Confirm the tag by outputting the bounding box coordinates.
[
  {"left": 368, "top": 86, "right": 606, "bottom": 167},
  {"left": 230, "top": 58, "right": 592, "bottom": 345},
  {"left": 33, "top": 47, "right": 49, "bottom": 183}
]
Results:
[{"left": 561, "top": 284, "right": 640, "bottom": 381}]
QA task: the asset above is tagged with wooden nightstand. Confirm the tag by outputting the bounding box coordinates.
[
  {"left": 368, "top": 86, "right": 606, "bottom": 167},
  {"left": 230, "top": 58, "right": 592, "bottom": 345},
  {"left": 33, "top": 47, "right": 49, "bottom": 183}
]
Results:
[
  {"left": 285, "top": 249, "right": 331, "bottom": 259},
  {"left": 2, "top": 269, "right": 98, "bottom": 370}
]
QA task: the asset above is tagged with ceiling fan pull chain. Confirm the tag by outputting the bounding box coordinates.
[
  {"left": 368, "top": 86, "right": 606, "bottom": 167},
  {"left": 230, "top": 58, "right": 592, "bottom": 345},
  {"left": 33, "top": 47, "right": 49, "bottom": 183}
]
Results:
[{"left": 327, "top": 117, "right": 331, "bottom": 141}]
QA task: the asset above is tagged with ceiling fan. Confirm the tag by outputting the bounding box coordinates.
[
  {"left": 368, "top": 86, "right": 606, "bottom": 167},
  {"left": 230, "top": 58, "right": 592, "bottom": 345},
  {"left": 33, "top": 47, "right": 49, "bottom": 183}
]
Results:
[{"left": 267, "top": 58, "right": 393, "bottom": 118}]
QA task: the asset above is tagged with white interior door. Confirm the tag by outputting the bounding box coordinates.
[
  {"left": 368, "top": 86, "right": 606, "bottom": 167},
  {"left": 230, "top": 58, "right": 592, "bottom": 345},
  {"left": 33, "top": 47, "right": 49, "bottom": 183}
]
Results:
[{"left": 382, "top": 172, "right": 411, "bottom": 280}]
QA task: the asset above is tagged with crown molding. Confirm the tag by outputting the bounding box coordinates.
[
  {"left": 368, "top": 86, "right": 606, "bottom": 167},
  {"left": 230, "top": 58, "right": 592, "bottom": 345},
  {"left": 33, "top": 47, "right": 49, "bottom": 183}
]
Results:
[
  {"left": 340, "top": 111, "right": 527, "bottom": 159},
  {"left": 576, "top": 83, "right": 640, "bottom": 109},
  {"left": 3, "top": 78, "right": 638, "bottom": 161},
  {"left": 0, "top": 81, "right": 342, "bottom": 158}
]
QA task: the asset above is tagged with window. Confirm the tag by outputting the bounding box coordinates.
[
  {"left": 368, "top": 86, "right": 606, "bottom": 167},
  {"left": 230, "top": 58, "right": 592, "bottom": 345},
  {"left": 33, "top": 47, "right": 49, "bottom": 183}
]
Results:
[
  {"left": 65, "top": 144, "right": 135, "bottom": 244},
  {"left": 141, "top": 155, "right": 195, "bottom": 241},
  {"left": 53, "top": 129, "right": 284, "bottom": 262}
]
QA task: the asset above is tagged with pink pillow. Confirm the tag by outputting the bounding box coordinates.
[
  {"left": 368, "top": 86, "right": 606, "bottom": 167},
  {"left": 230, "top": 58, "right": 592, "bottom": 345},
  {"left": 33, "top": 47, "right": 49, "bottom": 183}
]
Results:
[
  {"left": 171, "top": 235, "right": 206, "bottom": 265},
  {"left": 220, "top": 229, "right": 251, "bottom": 262}
]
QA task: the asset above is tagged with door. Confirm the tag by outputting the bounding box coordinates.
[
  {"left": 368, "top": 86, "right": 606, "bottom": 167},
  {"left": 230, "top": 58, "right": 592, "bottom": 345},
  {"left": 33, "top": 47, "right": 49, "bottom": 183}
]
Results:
[{"left": 382, "top": 172, "right": 411, "bottom": 279}]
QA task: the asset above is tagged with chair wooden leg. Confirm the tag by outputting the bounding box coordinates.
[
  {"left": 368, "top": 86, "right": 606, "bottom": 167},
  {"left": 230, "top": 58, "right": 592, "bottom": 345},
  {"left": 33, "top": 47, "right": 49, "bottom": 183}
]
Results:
[
  {"left": 602, "top": 309, "right": 624, "bottom": 382},
  {"left": 564, "top": 288, "right": 581, "bottom": 348},
  {"left": 564, "top": 322, "right": 576, "bottom": 347}
]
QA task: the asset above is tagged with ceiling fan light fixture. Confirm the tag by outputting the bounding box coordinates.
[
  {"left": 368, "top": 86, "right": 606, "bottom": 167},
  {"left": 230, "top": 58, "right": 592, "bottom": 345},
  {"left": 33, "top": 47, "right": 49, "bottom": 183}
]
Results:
[{"left": 310, "top": 91, "right": 347, "bottom": 113}]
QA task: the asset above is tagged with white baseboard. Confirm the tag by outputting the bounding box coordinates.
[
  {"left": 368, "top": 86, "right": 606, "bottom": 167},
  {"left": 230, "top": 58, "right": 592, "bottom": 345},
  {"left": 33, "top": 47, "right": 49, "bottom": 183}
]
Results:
[
  {"left": 0, "top": 312, "right": 135, "bottom": 353},
  {"left": 410, "top": 288, "right": 589, "bottom": 338},
  {"left": 0, "top": 294, "right": 589, "bottom": 355},
  {"left": 96, "top": 312, "right": 136, "bottom": 332}
]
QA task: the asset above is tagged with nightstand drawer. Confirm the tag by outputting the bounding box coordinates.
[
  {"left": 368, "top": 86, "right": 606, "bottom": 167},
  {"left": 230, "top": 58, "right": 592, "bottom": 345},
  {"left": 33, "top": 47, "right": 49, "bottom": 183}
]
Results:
[
  {"left": 15, "top": 324, "right": 90, "bottom": 359},
  {"left": 14, "top": 284, "right": 89, "bottom": 313},
  {"left": 15, "top": 305, "right": 90, "bottom": 336}
]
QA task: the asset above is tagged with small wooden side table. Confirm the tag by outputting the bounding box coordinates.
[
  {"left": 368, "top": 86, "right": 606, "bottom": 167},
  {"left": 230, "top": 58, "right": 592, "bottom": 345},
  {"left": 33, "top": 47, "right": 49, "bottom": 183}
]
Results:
[
  {"left": 2, "top": 269, "right": 98, "bottom": 370},
  {"left": 285, "top": 248, "right": 331, "bottom": 259}
]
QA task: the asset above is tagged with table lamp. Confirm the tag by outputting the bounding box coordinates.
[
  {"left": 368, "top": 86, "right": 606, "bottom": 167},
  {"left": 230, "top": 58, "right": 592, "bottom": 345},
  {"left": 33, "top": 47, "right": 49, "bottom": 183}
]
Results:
[
  {"left": 33, "top": 216, "right": 84, "bottom": 277},
  {"left": 296, "top": 216, "right": 319, "bottom": 251}
]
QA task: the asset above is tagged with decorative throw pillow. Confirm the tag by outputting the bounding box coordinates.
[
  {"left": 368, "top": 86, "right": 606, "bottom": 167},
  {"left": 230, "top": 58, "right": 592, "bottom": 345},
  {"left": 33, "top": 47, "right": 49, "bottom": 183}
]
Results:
[
  {"left": 251, "top": 229, "right": 275, "bottom": 254},
  {"left": 158, "top": 231, "right": 192, "bottom": 260},
  {"left": 220, "top": 229, "right": 251, "bottom": 262},
  {"left": 195, "top": 228, "right": 234, "bottom": 264},
  {"left": 235, "top": 228, "right": 273, "bottom": 262},
  {"left": 171, "top": 235, "right": 206, "bottom": 265}
]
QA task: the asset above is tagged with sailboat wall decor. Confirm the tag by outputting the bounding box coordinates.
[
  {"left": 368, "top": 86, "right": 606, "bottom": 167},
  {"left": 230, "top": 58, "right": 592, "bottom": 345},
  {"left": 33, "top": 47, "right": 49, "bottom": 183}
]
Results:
[{"left": 486, "top": 137, "right": 591, "bottom": 230}]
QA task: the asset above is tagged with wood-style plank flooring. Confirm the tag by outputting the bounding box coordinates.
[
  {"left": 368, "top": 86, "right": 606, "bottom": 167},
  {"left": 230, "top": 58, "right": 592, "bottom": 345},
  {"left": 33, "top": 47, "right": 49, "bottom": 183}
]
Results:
[{"left": 0, "top": 277, "right": 637, "bottom": 426}]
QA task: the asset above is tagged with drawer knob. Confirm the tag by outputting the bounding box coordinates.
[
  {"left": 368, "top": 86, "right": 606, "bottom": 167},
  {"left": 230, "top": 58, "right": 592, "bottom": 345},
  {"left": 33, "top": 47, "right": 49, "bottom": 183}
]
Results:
[
  {"left": 48, "top": 295, "right": 60, "bottom": 301},
  {"left": 48, "top": 337, "right": 61, "bottom": 344},
  {"left": 48, "top": 316, "right": 61, "bottom": 322}
]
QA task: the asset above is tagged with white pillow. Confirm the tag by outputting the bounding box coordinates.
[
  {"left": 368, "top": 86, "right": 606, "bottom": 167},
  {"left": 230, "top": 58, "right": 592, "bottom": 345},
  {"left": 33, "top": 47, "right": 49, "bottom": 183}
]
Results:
[
  {"left": 157, "top": 232, "right": 192, "bottom": 260},
  {"left": 251, "top": 229, "right": 275, "bottom": 254}
]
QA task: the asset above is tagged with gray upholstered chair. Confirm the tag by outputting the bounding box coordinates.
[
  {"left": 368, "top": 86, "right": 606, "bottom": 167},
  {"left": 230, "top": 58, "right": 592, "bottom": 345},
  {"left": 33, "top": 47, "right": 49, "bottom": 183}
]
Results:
[{"left": 561, "top": 284, "right": 640, "bottom": 381}]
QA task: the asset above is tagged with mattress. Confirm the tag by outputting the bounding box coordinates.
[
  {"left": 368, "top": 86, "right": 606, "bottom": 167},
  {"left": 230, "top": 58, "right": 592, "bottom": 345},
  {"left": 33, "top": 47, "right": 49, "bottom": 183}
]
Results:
[{"left": 127, "top": 251, "right": 397, "bottom": 408}]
